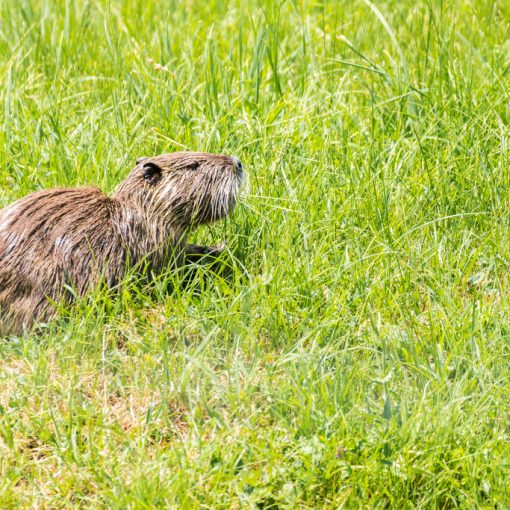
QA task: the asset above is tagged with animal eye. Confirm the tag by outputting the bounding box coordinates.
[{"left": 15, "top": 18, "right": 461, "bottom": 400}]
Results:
[{"left": 142, "top": 162, "right": 162, "bottom": 185}]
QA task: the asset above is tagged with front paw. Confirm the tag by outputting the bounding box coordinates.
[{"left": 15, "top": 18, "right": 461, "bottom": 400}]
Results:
[{"left": 206, "top": 242, "right": 227, "bottom": 256}]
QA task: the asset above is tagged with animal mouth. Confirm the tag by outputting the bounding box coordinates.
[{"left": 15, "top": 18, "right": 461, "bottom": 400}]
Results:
[{"left": 194, "top": 159, "right": 244, "bottom": 224}]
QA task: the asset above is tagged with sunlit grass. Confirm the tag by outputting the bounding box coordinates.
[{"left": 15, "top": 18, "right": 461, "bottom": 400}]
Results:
[{"left": 0, "top": 0, "right": 509, "bottom": 507}]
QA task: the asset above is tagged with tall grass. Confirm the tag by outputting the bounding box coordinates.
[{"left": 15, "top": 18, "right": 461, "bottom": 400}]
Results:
[{"left": 0, "top": 0, "right": 509, "bottom": 507}]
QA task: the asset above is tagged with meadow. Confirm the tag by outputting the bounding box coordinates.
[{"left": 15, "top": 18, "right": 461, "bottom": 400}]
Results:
[{"left": 0, "top": 0, "right": 509, "bottom": 507}]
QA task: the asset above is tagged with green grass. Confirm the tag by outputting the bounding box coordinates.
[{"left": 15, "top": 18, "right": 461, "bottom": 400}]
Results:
[{"left": 1, "top": 0, "right": 510, "bottom": 507}]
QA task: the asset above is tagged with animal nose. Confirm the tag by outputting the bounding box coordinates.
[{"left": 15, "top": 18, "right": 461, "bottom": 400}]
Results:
[{"left": 232, "top": 156, "right": 243, "bottom": 174}]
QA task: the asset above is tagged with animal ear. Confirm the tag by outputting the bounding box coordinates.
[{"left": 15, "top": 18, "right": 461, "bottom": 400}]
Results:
[
  {"left": 136, "top": 157, "right": 149, "bottom": 165},
  {"left": 142, "top": 162, "right": 162, "bottom": 185},
  {"left": 185, "top": 161, "right": 200, "bottom": 170}
]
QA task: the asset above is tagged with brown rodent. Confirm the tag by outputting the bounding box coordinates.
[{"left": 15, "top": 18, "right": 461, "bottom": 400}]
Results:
[{"left": 0, "top": 151, "right": 243, "bottom": 335}]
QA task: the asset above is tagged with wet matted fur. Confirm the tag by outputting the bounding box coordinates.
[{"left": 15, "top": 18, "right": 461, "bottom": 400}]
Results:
[{"left": 0, "top": 152, "right": 243, "bottom": 335}]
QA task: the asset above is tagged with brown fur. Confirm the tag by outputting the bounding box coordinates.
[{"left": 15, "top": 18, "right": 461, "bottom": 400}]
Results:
[{"left": 0, "top": 151, "right": 243, "bottom": 335}]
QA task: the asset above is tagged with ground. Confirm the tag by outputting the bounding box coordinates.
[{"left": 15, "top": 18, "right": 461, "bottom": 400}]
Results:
[{"left": 0, "top": 0, "right": 509, "bottom": 508}]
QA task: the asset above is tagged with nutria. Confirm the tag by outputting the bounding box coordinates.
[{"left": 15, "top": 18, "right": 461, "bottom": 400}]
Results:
[{"left": 0, "top": 151, "right": 243, "bottom": 335}]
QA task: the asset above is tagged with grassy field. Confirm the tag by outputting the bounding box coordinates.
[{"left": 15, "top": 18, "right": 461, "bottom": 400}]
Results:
[{"left": 0, "top": 0, "right": 509, "bottom": 507}]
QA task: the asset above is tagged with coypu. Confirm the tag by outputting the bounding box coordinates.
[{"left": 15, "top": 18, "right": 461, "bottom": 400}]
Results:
[{"left": 0, "top": 151, "right": 243, "bottom": 335}]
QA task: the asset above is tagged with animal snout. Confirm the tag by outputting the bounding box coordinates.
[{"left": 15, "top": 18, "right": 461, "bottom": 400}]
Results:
[{"left": 232, "top": 156, "right": 243, "bottom": 175}]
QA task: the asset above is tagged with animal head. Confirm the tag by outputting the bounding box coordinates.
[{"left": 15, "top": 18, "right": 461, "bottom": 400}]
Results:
[{"left": 114, "top": 151, "right": 244, "bottom": 231}]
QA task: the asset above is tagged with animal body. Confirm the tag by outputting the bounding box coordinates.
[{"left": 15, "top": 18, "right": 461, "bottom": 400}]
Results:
[{"left": 0, "top": 151, "right": 243, "bottom": 335}]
